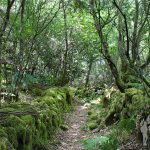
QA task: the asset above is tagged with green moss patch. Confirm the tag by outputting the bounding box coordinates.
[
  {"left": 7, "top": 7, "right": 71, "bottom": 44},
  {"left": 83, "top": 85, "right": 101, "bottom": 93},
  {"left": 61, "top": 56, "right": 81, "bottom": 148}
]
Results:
[
  {"left": 104, "top": 88, "right": 150, "bottom": 126},
  {"left": 88, "top": 122, "right": 98, "bottom": 130},
  {"left": 60, "top": 124, "right": 69, "bottom": 131}
]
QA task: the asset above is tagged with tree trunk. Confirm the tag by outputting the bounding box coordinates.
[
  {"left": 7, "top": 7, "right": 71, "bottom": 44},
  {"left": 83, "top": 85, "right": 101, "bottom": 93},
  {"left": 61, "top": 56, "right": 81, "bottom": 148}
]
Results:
[
  {"left": 89, "top": 0, "right": 126, "bottom": 92},
  {"left": 85, "top": 60, "right": 93, "bottom": 88},
  {"left": 61, "top": 0, "right": 69, "bottom": 86}
]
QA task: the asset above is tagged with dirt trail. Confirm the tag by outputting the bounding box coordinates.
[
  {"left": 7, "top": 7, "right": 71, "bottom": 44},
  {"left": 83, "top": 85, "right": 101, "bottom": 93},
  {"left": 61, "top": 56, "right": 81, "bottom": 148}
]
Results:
[{"left": 55, "top": 103, "right": 88, "bottom": 150}]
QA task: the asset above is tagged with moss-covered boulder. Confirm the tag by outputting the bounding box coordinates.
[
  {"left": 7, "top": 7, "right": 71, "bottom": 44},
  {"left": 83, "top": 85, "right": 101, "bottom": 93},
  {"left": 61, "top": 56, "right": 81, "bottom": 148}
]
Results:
[
  {"left": 104, "top": 87, "right": 150, "bottom": 126},
  {"left": 88, "top": 108, "right": 95, "bottom": 115},
  {"left": 88, "top": 121, "right": 98, "bottom": 130},
  {"left": 0, "top": 87, "right": 74, "bottom": 150},
  {"left": 60, "top": 124, "right": 69, "bottom": 131},
  {"left": 89, "top": 113, "right": 98, "bottom": 121}
]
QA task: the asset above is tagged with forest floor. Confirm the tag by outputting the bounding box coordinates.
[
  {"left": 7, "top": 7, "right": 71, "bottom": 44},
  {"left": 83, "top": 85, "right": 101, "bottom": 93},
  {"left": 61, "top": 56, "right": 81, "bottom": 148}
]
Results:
[
  {"left": 48, "top": 100, "right": 144, "bottom": 150},
  {"left": 49, "top": 102, "right": 88, "bottom": 150}
]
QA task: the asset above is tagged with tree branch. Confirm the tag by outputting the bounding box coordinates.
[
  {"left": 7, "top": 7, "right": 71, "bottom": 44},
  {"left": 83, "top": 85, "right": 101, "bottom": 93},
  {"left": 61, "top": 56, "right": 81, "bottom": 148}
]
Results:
[{"left": 113, "top": 0, "right": 130, "bottom": 61}]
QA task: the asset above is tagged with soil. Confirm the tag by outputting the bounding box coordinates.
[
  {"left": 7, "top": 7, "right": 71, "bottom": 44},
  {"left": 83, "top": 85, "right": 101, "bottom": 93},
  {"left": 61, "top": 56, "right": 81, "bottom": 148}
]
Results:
[
  {"left": 49, "top": 103, "right": 88, "bottom": 150},
  {"left": 48, "top": 101, "right": 144, "bottom": 150}
]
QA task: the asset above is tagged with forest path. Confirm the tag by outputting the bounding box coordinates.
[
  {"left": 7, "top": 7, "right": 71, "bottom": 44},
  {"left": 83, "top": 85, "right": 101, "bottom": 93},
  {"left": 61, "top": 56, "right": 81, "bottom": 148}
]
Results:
[{"left": 52, "top": 102, "right": 88, "bottom": 150}]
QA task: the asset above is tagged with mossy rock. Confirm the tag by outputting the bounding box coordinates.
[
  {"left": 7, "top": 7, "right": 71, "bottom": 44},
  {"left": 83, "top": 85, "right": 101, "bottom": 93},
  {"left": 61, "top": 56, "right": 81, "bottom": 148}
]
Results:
[
  {"left": 5, "top": 127, "right": 18, "bottom": 148},
  {"left": 89, "top": 113, "right": 98, "bottom": 121},
  {"left": 0, "top": 128, "right": 7, "bottom": 138},
  {"left": 20, "top": 115, "right": 35, "bottom": 125},
  {"left": 104, "top": 91, "right": 125, "bottom": 125},
  {"left": 0, "top": 87, "right": 74, "bottom": 149},
  {"left": 105, "top": 86, "right": 149, "bottom": 126},
  {"left": 31, "top": 87, "right": 43, "bottom": 96},
  {"left": 60, "top": 124, "right": 69, "bottom": 131},
  {"left": 0, "top": 137, "right": 13, "bottom": 150},
  {"left": 88, "top": 109, "right": 95, "bottom": 115},
  {"left": 44, "top": 88, "right": 58, "bottom": 97},
  {"left": 88, "top": 121, "right": 98, "bottom": 130},
  {"left": 109, "top": 92, "right": 125, "bottom": 113}
]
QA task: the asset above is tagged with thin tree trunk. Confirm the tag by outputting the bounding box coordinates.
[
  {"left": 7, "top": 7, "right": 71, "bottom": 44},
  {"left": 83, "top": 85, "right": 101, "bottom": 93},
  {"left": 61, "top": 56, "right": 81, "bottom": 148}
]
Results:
[
  {"left": 85, "top": 61, "right": 93, "bottom": 88},
  {"left": 61, "top": 0, "right": 69, "bottom": 86}
]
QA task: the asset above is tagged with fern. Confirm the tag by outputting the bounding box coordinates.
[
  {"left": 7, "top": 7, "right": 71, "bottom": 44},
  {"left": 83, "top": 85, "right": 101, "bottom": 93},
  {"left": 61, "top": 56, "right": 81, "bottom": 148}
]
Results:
[
  {"left": 100, "top": 133, "right": 118, "bottom": 150},
  {"left": 83, "top": 136, "right": 110, "bottom": 150},
  {"left": 22, "top": 74, "right": 38, "bottom": 89}
]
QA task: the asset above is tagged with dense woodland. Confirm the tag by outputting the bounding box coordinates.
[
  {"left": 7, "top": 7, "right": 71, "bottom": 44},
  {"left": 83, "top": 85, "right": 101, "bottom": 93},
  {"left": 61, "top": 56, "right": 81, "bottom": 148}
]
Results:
[{"left": 0, "top": 0, "right": 150, "bottom": 150}]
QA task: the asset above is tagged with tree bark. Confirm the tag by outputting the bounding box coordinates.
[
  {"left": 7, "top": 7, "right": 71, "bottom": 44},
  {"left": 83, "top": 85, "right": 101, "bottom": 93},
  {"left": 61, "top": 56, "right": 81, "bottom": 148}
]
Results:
[
  {"left": 85, "top": 60, "right": 93, "bottom": 88},
  {"left": 61, "top": 0, "right": 69, "bottom": 86},
  {"left": 89, "top": 0, "right": 126, "bottom": 92}
]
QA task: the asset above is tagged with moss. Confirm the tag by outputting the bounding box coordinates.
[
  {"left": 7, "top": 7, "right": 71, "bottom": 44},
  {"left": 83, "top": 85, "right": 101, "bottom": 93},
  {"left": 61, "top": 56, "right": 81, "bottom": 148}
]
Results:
[
  {"left": 89, "top": 113, "right": 98, "bottom": 120},
  {"left": 31, "top": 87, "right": 43, "bottom": 96},
  {"left": 126, "top": 82, "right": 142, "bottom": 88},
  {"left": 126, "top": 94, "right": 149, "bottom": 116},
  {"left": 88, "top": 121, "right": 98, "bottom": 130},
  {"left": 104, "top": 92, "right": 125, "bottom": 125},
  {"left": 115, "top": 77, "right": 125, "bottom": 92},
  {"left": 44, "top": 88, "right": 58, "bottom": 97},
  {"left": 23, "top": 128, "right": 33, "bottom": 150},
  {"left": 0, "top": 128, "right": 7, "bottom": 138},
  {"left": 125, "top": 88, "right": 143, "bottom": 98},
  {"left": 0, "top": 138, "right": 9, "bottom": 150},
  {"left": 8, "top": 102, "right": 31, "bottom": 109},
  {"left": 104, "top": 85, "right": 150, "bottom": 126},
  {"left": 0, "top": 87, "right": 74, "bottom": 149},
  {"left": 126, "top": 75, "right": 138, "bottom": 83},
  {"left": 0, "top": 132, "right": 10, "bottom": 149},
  {"left": 33, "top": 120, "right": 48, "bottom": 149},
  {"left": 51, "top": 111, "right": 59, "bottom": 127},
  {"left": 88, "top": 109, "right": 95, "bottom": 115},
  {"left": 1, "top": 107, "right": 15, "bottom": 112},
  {"left": 60, "top": 124, "right": 69, "bottom": 131},
  {"left": 40, "top": 122, "right": 47, "bottom": 141},
  {"left": 21, "top": 115, "right": 35, "bottom": 125},
  {"left": 110, "top": 92, "right": 125, "bottom": 113},
  {"left": 102, "top": 96, "right": 110, "bottom": 108},
  {"left": 5, "top": 127, "right": 18, "bottom": 148}
]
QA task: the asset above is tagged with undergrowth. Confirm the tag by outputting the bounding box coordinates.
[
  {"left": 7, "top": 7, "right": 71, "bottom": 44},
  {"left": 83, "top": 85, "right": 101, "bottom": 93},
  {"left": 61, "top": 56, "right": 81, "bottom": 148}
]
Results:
[{"left": 83, "top": 118, "right": 136, "bottom": 150}]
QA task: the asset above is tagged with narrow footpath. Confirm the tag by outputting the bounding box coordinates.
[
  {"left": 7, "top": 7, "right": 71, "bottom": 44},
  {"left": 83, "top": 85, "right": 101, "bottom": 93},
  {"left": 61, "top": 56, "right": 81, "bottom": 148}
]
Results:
[{"left": 54, "top": 103, "right": 88, "bottom": 150}]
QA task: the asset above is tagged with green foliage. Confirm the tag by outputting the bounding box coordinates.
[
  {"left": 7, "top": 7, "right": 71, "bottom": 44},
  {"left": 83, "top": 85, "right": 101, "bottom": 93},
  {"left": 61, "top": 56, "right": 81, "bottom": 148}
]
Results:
[
  {"left": 80, "top": 123, "right": 88, "bottom": 131},
  {"left": 22, "top": 74, "right": 38, "bottom": 89},
  {"left": 89, "top": 112, "right": 98, "bottom": 120},
  {"left": 100, "top": 135, "right": 118, "bottom": 150},
  {"left": 0, "top": 74, "right": 3, "bottom": 85},
  {"left": 87, "top": 121, "right": 98, "bottom": 130},
  {"left": 83, "top": 136, "right": 107, "bottom": 150},
  {"left": 75, "top": 86, "right": 100, "bottom": 103},
  {"left": 119, "top": 118, "right": 136, "bottom": 133},
  {"left": 83, "top": 117, "right": 136, "bottom": 150},
  {"left": 83, "top": 135, "right": 117, "bottom": 150}
]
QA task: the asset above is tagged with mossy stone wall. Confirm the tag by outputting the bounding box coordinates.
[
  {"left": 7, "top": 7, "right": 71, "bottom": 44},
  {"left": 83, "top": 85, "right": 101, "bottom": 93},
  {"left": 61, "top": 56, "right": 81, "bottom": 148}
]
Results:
[{"left": 0, "top": 87, "right": 74, "bottom": 150}]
